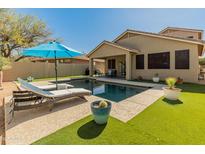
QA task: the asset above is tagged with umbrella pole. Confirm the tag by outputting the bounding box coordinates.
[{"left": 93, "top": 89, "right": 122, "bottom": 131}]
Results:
[{"left": 54, "top": 50, "right": 58, "bottom": 90}]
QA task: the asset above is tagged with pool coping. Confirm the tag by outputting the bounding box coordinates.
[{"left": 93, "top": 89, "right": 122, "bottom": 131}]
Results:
[
  {"left": 45, "top": 76, "right": 165, "bottom": 89},
  {"left": 94, "top": 77, "right": 164, "bottom": 88}
]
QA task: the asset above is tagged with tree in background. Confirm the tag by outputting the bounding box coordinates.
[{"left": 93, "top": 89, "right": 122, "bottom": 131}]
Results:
[
  {"left": 0, "top": 9, "right": 52, "bottom": 57},
  {"left": 199, "top": 57, "right": 205, "bottom": 66},
  {"left": 0, "top": 56, "right": 11, "bottom": 89}
]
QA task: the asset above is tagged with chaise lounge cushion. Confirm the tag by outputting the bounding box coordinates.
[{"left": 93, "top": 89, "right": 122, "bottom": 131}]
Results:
[
  {"left": 49, "top": 88, "right": 91, "bottom": 97},
  {"left": 30, "top": 83, "right": 74, "bottom": 90},
  {"left": 49, "top": 89, "right": 73, "bottom": 97},
  {"left": 18, "top": 78, "right": 53, "bottom": 97}
]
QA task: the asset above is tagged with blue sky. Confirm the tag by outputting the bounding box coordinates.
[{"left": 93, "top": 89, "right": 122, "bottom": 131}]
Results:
[{"left": 16, "top": 9, "right": 205, "bottom": 54}]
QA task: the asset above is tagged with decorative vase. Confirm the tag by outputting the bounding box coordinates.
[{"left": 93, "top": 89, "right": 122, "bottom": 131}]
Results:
[
  {"left": 152, "top": 77, "right": 160, "bottom": 83},
  {"left": 163, "top": 87, "right": 182, "bottom": 100},
  {"left": 91, "top": 100, "right": 112, "bottom": 124}
]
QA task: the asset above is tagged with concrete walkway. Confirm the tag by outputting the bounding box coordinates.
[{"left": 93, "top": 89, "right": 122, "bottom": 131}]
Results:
[
  {"left": 111, "top": 86, "right": 164, "bottom": 122},
  {"left": 4, "top": 79, "right": 164, "bottom": 144},
  {"left": 5, "top": 96, "right": 96, "bottom": 145},
  {"left": 0, "top": 82, "right": 18, "bottom": 145}
]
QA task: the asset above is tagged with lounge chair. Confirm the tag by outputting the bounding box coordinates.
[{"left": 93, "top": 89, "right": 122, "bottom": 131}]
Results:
[
  {"left": 32, "top": 82, "right": 74, "bottom": 90},
  {"left": 10, "top": 78, "right": 91, "bottom": 118},
  {"left": 17, "top": 80, "right": 74, "bottom": 91}
]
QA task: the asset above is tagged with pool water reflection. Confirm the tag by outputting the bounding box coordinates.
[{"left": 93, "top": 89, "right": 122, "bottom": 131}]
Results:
[{"left": 68, "top": 79, "right": 148, "bottom": 102}]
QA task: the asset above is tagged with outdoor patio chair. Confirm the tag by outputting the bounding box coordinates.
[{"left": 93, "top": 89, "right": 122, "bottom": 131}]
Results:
[
  {"left": 107, "top": 69, "right": 117, "bottom": 77},
  {"left": 10, "top": 78, "right": 91, "bottom": 119}
]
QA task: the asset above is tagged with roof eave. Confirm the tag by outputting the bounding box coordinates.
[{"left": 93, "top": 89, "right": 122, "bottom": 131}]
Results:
[
  {"left": 113, "top": 29, "right": 205, "bottom": 45},
  {"left": 159, "top": 27, "right": 204, "bottom": 34},
  {"left": 88, "top": 40, "right": 140, "bottom": 57}
]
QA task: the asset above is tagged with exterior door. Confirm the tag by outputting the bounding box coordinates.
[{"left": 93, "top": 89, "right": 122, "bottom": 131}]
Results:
[{"left": 119, "top": 61, "right": 126, "bottom": 77}]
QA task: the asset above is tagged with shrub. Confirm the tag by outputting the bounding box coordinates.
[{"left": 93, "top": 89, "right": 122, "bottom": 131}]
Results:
[
  {"left": 27, "top": 76, "right": 34, "bottom": 82},
  {"left": 99, "top": 100, "right": 108, "bottom": 108},
  {"left": 137, "top": 76, "right": 143, "bottom": 81},
  {"left": 177, "top": 77, "right": 183, "bottom": 84},
  {"left": 0, "top": 56, "right": 11, "bottom": 88},
  {"left": 199, "top": 57, "right": 205, "bottom": 65},
  {"left": 165, "top": 77, "right": 177, "bottom": 89},
  {"left": 85, "top": 68, "right": 89, "bottom": 75},
  {"left": 0, "top": 56, "right": 11, "bottom": 71},
  {"left": 154, "top": 73, "right": 159, "bottom": 77}
]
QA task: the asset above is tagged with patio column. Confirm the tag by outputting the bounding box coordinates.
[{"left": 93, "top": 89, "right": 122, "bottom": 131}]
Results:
[
  {"left": 126, "top": 52, "right": 132, "bottom": 80},
  {"left": 89, "top": 58, "right": 94, "bottom": 77}
]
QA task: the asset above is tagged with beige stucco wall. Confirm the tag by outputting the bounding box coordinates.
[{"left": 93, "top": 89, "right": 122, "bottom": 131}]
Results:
[
  {"left": 161, "top": 29, "right": 201, "bottom": 39},
  {"left": 117, "top": 35, "right": 200, "bottom": 83},
  {"left": 89, "top": 44, "right": 129, "bottom": 59},
  {"left": 3, "top": 61, "right": 104, "bottom": 81}
]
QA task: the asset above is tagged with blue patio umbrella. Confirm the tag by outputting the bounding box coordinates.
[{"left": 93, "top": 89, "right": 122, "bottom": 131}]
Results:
[{"left": 22, "top": 41, "right": 82, "bottom": 89}]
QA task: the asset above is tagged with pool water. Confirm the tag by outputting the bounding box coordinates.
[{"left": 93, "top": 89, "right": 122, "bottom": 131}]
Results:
[{"left": 68, "top": 79, "right": 148, "bottom": 102}]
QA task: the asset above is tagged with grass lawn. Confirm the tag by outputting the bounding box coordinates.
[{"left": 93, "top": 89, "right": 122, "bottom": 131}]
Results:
[{"left": 33, "top": 83, "right": 205, "bottom": 145}]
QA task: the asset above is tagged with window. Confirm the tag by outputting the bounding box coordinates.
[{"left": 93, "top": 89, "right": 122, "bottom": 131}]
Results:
[
  {"left": 136, "top": 55, "right": 144, "bottom": 69},
  {"left": 148, "top": 52, "right": 170, "bottom": 69},
  {"left": 175, "top": 49, "right": 189, "bottom": 69},
  {"left": 108, "top": 59, "right": 116, "bottom": 69}
]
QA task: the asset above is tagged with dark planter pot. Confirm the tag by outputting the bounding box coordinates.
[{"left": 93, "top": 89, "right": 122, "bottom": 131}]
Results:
[{"left": 91, "top": 100, "right": 112, "bottom": 124}]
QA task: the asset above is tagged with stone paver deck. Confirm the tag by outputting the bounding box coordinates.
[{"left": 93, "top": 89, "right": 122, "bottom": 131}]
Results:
[
  {"left": 0, "top": 82, "right": 18, "bottom": 145},
  {"left": 111, "top": 86, "right": 163, "bottom": 122},
  {"left": 95, "top": 77, "right": 164, "bottom": 88},
  {"left": 4, "top": 78, "right": 164, "bottom": 144},
  {"left": 5, "top": 96, "right": 96, "bottom": 145}
]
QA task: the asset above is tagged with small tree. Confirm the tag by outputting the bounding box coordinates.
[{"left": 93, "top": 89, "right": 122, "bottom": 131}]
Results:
[
  {"left": 0, "top": 56, "right": 11, "bottom": 89},
  {"left": 0, "top": 9, "right": 52, "bottom": 57}
]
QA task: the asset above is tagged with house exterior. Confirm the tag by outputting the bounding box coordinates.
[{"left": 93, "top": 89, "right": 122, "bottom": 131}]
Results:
[{"left": 88, "top": 27, "right": 205, "bottom": 83}]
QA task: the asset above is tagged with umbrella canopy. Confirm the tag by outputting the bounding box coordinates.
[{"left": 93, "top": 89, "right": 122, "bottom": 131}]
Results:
[
  {"left": 22, "top": 41, "right": 82, "bottom": 89},
  {"left": 22, "top": 42, "right": 82, "bottom": 58}
]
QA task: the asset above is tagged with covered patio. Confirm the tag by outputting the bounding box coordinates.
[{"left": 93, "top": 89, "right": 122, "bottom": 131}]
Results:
[{"left": 88, "top": 41, "right": 140, "bottom": 80}]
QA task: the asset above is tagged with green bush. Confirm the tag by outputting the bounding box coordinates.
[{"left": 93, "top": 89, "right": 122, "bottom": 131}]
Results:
[
  {"left": 165, "top": 77, "right": 177, "bottom": 89},
  {"left": 99, "top": 100, "right": 108, "bottom": 108},
  {"left": 154, "top": 73, "right": 159, "bottom": 77},
  {"left": 0, "top": 56, "right": 11, "bottom": 71},
  {"left": 27, "top": 76, "right": 34, "bottom": 82},
  {"left": 199, "top": 58, "right": 205, "bottom": 65}
]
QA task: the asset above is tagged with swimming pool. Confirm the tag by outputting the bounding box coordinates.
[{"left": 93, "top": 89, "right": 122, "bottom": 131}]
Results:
[{"left": 68, "top": 79, "right": 148, "bottom": 102}]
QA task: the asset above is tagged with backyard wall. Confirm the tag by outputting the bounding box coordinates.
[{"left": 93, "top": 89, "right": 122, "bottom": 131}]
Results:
[{"left": 3, "top": 61, "right": 104, "bottom": 82}]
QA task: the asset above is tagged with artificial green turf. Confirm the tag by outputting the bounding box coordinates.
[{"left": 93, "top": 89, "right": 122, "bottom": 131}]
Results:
[{"left": 33, "top": 83, "right": 205, "bottom": 145}]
